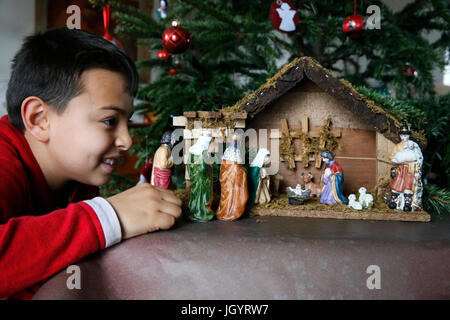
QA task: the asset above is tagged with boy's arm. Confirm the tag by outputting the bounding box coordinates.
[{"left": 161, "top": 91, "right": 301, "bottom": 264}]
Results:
[
  {"left": 0, "top": 164, "right": 182, "bottom": 298},
  {"left": 0, "top": 200, "right": 123, "bottom": 299},
  {"left": 0, "top": 167, "right": 121, "bottom": 298}
]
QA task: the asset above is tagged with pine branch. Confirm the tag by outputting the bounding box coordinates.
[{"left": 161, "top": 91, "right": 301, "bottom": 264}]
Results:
[{"left": 424, "top": 184, "right": 450, "bottom": 215}]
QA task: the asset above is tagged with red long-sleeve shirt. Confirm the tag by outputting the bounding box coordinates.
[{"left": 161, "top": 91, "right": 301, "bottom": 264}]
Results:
[{"left": 0, "top": 115, "right": 120, "bottom": 299}]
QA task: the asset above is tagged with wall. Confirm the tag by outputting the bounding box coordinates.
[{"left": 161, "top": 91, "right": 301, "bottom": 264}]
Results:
[{"left": 0, "top": 0, "right": 36, "bottom": 117}]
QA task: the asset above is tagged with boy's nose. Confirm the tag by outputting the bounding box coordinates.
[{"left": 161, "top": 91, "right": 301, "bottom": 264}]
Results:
[{"left": 116, "top": 125, "right": 133, "bottom": 151}]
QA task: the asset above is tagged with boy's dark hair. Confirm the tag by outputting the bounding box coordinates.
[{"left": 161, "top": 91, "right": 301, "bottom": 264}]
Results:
[{"left": 6, "top": 27, "right": 139, "bottom": 132}]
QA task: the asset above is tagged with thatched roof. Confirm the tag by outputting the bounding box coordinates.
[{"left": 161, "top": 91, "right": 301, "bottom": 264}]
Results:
[{"left": 223, "top": 56, "right": 426, "bottom": 148}]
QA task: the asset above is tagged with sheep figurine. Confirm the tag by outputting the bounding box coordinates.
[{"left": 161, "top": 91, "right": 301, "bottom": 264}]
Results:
[
  {"left": 348, "top": 194, "right": 362, "bottom": 210},
  {"left": 358, "top": 187, "right": 374, "bottom": 210}
]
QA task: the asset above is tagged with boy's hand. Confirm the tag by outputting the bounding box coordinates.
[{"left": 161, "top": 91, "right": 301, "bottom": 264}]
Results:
[{"left": 106, "top": 183, "right": 183, "bottom": 239}]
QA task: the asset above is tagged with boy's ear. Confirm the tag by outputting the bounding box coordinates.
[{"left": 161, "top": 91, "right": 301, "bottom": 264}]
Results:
[{"left": 21, "top": 96, "right": 51, "bottom": 142}]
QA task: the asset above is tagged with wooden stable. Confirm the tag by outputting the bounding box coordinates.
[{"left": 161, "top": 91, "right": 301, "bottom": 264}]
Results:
[{"left": 173, "top": 57, "right": 430, "bottom": 222}]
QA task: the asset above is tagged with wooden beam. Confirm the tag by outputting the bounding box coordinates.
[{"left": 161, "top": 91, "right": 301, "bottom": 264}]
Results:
[
  {"left": 270, "top": 129, "right": 342, "bottom": 139},
  {"left": 172, "top": 116, "right": 187, "bottom": 126},
  {"left": 301, "top": 115, "right": 308, "bottom": 133},
  {"left": 197, "top": 111, "right": 221, "bottom": 118},
  {"left": 234, "top": 119, "right": 246, "bottom": 128},
  {"left": 281, "top": 119, "right": 295, "bottom": 169},
  {"left": 183, "top": 111, "right": 197, "bottom": 118},
  {"left": 230, "top": 112, "right": 248, "bottom": 119}
]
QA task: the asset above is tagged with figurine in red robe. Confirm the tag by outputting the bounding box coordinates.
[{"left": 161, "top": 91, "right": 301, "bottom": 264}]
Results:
[
  {"left": 138, "top": 131, "right": 175, "bottom": 189},
  {"left": 319, "top": 150, "right": 348, "bottom": 205}
]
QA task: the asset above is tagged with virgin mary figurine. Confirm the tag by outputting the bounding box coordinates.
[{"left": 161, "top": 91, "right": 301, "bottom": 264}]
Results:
[
  {"left": 187, "top": 131, "right": 214, "bottom": 222},
  {"left": 215, "top": 133, "right": 248, "bottom": 221},
  {"left": 319, "top": 150, "right": 348, "bottom": 205},
  {"left": 249, "top": 148, "right": 271, "bottom": 205}
]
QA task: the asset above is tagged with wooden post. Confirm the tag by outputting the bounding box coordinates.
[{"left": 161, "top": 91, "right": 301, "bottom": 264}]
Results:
[
  {"left": 281, "top": 119, "right": 295, "bottom": 169},
  {"left": 315, "top": 118, "right": 331, "bottom": 168}
]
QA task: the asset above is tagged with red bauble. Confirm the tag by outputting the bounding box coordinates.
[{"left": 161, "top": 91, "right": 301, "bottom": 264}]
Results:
[
  {"left": 157, "top": 50, "right": 169, "bottom": 59},
  {"left": 169, "top": 69, "right": 177, "bottom": 75},
  {"left": 403, "top": 63, "right": 418, "bottom": 81},
  {"left": 162, "top": 25, "right": 191, "bottom": 54},
  {"left": 342, "top": 14, "right": 365, "bottom": 39},
  {"left": 269, "top": 0, "right": 299, "bottom": 33}
]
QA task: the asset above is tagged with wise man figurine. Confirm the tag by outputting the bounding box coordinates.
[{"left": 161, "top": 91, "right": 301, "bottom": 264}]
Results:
[
  {"left": 215, "top": 132, "right": 248, "bottom": 221},
  {"left": 138, "top": 131, "right": 176, "bottom": 188},
  {"left": 388, "top": 125, "right": 423, "bottom": 211},
  {"left": 187, "top": 130, "right": 214, "bottom": 222}
]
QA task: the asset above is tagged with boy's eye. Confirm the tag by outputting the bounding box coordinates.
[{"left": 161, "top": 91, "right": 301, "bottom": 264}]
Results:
[{"left": 103, "top": 118, "right": 117, "bottom": 127}]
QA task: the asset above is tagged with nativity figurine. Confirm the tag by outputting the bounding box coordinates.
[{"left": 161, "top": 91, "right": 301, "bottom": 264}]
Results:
[
  {"left": 249, "top": 148, "right": 271, "bottom": 205},
  {"left": 319, "top": 150, "right": 348, "bottom": 205},
  {"left": 388, "top": 125, "right": 423, "bottom": 211},
  {"left": 215, "top": 132, "right": 248, "bottom": 221},
  {"left": 187, "top": 130, "right": 214, "bottom": 222}
]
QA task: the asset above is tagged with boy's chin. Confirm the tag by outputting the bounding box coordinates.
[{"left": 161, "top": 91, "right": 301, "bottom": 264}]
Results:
[{"left": 84, "top": 174, "right": 113, "bottom": 187}]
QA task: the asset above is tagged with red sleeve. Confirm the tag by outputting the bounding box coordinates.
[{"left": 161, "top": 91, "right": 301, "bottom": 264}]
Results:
[
  {"left": 0, "top": 166, "right": 106, "bottom": 298},
  {"left": 0, "top": 203, "right": 106, "bottom": 298}
]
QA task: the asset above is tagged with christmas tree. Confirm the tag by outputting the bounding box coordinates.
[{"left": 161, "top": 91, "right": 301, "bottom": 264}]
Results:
[{"left": 90, "top": 0, "right": 450, "bottom": 214}]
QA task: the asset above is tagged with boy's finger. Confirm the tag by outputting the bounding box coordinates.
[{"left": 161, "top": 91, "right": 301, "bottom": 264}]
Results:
[
  {"left": 160, "top": 192, "right": 182, "bottom": 206},
  {"left": 154, "top": 212, "right": 176, "bottom": 230},
  {"left": 152, "top": 185, "right": 176, "bottom": 194},
  {"left": 158, "top": 200, "right": 182, "bottom": 218}
]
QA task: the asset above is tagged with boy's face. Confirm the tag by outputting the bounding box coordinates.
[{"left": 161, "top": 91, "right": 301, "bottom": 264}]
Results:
[{"left": 47, "top": 68, "right": 134, "bottom": 187}]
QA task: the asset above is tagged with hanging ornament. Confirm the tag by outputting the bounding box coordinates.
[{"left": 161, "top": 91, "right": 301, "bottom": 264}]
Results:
[
  {"left": 171, "top": 55, "right": 181, "bottom": 67},
  {"left": 342, "top": 0, "right": 365, "bottom": 40},
  {"left": 157, "top": 49, "right": 169, "bottom": 59},
  {"left": 157, "top": 0, "right": 168, "bottom": 19},
  {"left": 103, "top": 3, "right": 124, "bottom": 49},
  {"left": 169, "top": 69, "right": 177, "bottom": 75},
  {"left": 270, "top": 0, "right": 299, "bottom": 33},
  {"left": 162, "top": 21, "right": 191, "bottom": 54},
  {"left": 403, "top": 63, "right": 418, "bottom": 81}
]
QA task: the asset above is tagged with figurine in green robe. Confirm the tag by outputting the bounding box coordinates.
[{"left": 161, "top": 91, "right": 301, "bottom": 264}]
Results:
[
  {"left": 187, "top": 131, "right": 214, "bottom": 222},
  {"left": 249, "top": 148, "right": 271, "bottom": 205}
]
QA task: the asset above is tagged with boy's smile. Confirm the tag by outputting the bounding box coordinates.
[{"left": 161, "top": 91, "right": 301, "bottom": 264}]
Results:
[{"left": 29, "top": 68, "right": 134, "bottom": 191}]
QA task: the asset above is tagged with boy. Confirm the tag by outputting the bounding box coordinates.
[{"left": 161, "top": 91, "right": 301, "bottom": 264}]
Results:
[{"left": 0, "top": 28, "right": 182, "bottom": 299}]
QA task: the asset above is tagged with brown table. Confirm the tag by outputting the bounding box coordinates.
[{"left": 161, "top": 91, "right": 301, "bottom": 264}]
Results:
[{"left": 33, "top": 214, "right": 450, "bottom": 299}]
